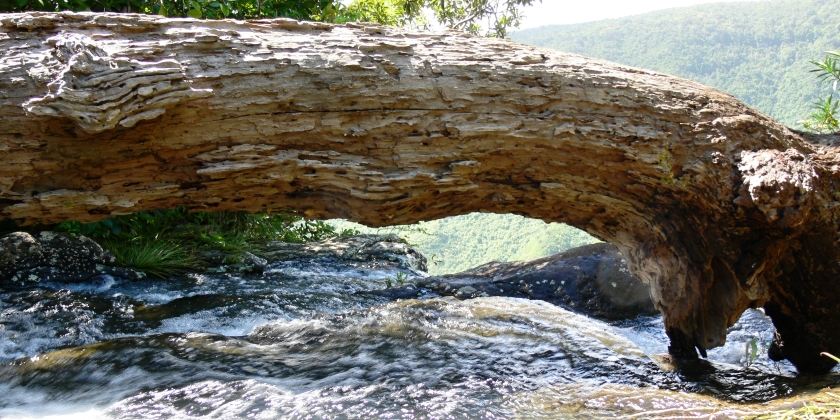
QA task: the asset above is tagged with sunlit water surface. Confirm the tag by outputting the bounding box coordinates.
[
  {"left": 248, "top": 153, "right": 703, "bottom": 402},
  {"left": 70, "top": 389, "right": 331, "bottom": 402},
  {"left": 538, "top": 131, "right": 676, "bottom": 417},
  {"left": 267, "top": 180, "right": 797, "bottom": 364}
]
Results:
[{"left": 1, "top": 258, "right": 836, "bottom": 419}]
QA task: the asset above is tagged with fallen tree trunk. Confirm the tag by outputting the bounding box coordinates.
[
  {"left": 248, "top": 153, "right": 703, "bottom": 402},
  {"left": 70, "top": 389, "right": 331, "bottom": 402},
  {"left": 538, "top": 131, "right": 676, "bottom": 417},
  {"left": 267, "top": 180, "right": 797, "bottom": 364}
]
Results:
[{"left": 1, "top": 12, "right": 838, "bottom": 372}]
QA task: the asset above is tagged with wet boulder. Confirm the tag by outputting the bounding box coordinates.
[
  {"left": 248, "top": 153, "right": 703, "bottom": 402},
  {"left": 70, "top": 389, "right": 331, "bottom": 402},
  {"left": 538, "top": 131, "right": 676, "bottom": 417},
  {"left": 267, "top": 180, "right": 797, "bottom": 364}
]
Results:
[
  {"left": 261, "top": 234, "right": 427, "bottom": 273},
  {"left": 416, "top": 243, "right": 657, "bottom": 321},
  {"left": 0, "top": 231, "right": 123, "bottom": 286}
]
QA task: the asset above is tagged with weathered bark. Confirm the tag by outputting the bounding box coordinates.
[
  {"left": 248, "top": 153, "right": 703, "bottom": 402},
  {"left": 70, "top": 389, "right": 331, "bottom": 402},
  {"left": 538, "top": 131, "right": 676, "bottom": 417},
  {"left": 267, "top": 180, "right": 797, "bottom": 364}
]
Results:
[{"left": 0, "top": 12, "right": 838, "bottom": 372}]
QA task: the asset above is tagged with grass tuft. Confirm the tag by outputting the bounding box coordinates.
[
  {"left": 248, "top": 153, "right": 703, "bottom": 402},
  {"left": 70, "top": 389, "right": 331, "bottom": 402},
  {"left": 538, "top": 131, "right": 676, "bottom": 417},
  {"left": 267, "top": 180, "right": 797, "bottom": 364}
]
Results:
[
  {"left": 55, "top": 208, "right": 357, "bottom": 278},
  {"left": 103, "top": 239, "right": 200, "bottom": 278}
]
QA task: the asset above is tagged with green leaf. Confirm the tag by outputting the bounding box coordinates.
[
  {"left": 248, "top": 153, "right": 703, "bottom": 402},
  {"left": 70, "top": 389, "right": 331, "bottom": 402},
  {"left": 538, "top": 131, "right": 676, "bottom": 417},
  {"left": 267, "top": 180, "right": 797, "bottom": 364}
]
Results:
[{"left": 821, "top": 352, "right": 840, "bottom": 363}]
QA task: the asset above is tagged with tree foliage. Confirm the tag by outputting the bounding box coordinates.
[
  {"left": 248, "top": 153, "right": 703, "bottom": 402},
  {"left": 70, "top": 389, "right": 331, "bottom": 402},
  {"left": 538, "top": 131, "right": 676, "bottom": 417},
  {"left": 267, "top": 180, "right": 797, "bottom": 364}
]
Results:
[
  {"left": 512, "top": 0, "right": 840, "bottom": 128},
  {"left": 804, "top": 51, "right": 840, "bottom": 133},
  {"left": 3, "top": 0, "right": 538, "bottom": 37},
  {"left": 407, "top": 0, "right": 538, "bottom": 37},
  {"left": 333, "top": 213, "right": 597, "bottom": 275},
  {"left": 3, "top": 0, "right": 343, "bottom": 20}
]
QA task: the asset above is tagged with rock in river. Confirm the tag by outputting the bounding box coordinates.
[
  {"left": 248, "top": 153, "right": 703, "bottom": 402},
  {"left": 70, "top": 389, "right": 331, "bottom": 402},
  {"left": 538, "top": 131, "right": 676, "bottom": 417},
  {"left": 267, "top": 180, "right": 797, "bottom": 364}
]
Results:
[
  {"left": 0, "top": 231, "right": 140, "bottom": 286},
  {"left": 261, "top": 234, "right": 427, "bottom": 273},
  {"left": 413, "top": 243, "right": 657, "bottom": 321}
]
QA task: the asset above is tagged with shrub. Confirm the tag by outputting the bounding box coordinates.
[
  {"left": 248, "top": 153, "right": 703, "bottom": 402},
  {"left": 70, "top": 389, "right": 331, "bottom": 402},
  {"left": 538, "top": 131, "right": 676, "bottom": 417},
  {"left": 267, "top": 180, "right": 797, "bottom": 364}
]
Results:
[
  {"left": 55, "top": 208, "right": 344, "bottom": 277},
  {"left": 803, "top": 51, "right": 840, "bottom": 133},
  {"left": 103, "top": 239, "right": 200, "bottom": 278}
]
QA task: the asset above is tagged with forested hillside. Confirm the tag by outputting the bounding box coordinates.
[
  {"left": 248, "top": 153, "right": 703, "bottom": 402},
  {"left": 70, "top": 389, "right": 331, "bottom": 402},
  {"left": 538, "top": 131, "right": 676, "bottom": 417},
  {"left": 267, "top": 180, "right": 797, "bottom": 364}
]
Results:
[
  {"left": 341, "top": 0, "right": 838, "bottom": 275},
  {"left": 512, "top": 0, "right": 839, "bottom": 126},
  {"left": 332, "top": 214, "right": 597, "bottom": 274}
]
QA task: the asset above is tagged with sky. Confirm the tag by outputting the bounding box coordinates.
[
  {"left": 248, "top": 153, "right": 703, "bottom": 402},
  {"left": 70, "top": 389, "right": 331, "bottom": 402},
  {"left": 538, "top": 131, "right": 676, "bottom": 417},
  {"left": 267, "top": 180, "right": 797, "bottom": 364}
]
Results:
[{"left": 517, "top": 0, "right": 765, "bottom": 29}]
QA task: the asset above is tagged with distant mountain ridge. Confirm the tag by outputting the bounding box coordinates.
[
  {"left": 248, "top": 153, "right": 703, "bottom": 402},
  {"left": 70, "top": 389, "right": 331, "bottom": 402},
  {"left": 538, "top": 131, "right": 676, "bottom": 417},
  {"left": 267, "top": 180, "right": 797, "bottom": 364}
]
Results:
[{"left": 512, "top": 0, "right": 839, "bottom": 126}]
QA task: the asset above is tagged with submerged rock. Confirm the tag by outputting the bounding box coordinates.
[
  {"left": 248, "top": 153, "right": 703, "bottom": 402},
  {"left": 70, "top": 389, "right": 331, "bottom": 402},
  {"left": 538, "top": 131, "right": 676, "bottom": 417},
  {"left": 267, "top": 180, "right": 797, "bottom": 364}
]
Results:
[
  {"left": 410, "top": 243, "right": 657, "bottom": 321},
  {"left": 0, "top": 231, "right": 137, "bottom": 286}
]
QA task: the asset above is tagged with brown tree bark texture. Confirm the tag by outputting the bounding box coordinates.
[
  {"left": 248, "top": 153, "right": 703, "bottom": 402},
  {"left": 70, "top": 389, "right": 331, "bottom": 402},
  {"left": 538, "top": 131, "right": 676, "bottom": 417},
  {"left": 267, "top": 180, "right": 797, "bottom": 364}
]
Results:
[{"left": 1, "top": 12, "right": 838, "bottom": 372}]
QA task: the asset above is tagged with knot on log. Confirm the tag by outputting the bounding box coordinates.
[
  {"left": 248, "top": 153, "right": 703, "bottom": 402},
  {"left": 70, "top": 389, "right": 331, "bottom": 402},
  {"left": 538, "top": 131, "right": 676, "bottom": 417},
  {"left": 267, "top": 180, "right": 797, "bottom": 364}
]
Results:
[
  {"left": 735, "top": 148, "right": 818, "bottom": 228},
  {"left": 22, "top": 32, "right": 212, "bottom": 133}
]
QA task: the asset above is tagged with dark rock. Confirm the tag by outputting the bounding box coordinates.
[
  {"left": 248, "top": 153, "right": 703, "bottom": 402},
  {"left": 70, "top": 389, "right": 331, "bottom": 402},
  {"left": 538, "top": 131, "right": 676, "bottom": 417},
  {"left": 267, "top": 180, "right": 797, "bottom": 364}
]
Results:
[
  {"left": 418, "top": 243, "right": 657, "bottom": 321},
  {"left": 236, "top": 252, "right": 269, "bottom": 274},
  {"left": 262, "top": 234, "right": 427, "bottom": 273},
  {"left": 0, "top": 231, "right": 127, "bottom": 286},
  {"left": 98, "top": 265, "right": 147, "bottom": 282},
  {"left": 369, "top": 284, "right": 424, "bottom": 300},
  {"left": 201, "top": 250, "right": 268, "bottom": 274},
  {"left": 1, "top": 231, "right": 425, "bottom": 288},
  {"left": 132, "top": 294, "right": 247, "bottom": 325}
]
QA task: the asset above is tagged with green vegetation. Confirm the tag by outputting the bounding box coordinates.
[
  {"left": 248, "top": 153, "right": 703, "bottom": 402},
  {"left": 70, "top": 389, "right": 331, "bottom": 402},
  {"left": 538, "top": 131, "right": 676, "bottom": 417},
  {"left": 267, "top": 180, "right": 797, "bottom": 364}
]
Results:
[
  {"left": 3, "top": 0, "right": 538, "bottom": 37},
  {"left": 752, "top": 398, "right": 840, "bottom": 420},
  {"left": 4, "top": 0, "right": 350, "bottom": 21},
  {"left": 340, "top": 0, "right": 541, "bottom": 37},
  {"left": 511, "top": 0, "right": 840, "bottom": 128},
  {"left": 332, "top": 213, "right": 598, "bottom": 275},
  {"left": 823, "top": 352, "right": 840, "bottom": 364},
  {"left": 750, "top": 353, "right": 840, "bottom": 419},
  {"left": 56, "top": 208, "right": 348, "bottom": 277},
  {"left": 385, "top": 271, "right": 408, "bottom": 288},
  {"left": 102, "top": 239, "right": 199, "bottom": 278},
  {"left": 743, "top": 336, "right": 761, "bottom": 368},
  {"left": 804, "top": 51, "right": 840, "bottom": 132}
]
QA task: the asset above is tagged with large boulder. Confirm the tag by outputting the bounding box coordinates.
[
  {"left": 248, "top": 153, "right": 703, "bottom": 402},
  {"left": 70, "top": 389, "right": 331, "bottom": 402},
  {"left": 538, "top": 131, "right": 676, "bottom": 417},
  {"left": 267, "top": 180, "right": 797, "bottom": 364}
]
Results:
[
  {"left": 415, "top": 243, "right": 656, "bottom": 321},
  {"left": 373, "top": 243, "right": 657, "bottom": 321},
  {"left": 261, "top": 234, "right": 427, "bottom": 273},
  {"left": 0, "top": 231, "right": 117, "bottom": 286}
]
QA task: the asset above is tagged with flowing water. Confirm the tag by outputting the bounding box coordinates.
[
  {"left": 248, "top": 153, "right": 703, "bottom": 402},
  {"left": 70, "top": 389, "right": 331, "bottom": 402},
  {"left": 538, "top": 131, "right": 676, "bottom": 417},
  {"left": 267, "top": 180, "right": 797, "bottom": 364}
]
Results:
[{"left": 0, "top": 256, "right": 837, "bottom": 419}]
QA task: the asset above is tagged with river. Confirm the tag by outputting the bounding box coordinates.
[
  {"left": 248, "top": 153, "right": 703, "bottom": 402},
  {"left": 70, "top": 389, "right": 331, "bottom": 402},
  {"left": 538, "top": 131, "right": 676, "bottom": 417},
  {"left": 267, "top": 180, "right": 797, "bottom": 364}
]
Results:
[{"left": 0, "top": 244, "right": 837, "bottom": 419}]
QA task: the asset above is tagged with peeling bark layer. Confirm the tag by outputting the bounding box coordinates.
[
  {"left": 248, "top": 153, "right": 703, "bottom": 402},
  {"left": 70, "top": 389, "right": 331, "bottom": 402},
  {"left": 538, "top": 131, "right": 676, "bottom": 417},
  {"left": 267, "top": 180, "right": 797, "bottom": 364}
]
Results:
[{"left": 1, "top": 12, "right": 838, "bottom": 372}]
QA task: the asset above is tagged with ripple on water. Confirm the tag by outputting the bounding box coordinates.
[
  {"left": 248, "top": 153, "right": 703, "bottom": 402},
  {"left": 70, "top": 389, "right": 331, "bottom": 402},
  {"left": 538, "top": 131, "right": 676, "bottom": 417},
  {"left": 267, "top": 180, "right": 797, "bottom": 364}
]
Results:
[
  {"left": 5, "top": 297, "right": 799, "bottom": 419},
  {"left": 0, "top": 263, "right": 409, "bottom": 361},
  {"left": 1, "top": 263, "right": 836, "bottom": 419}
]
